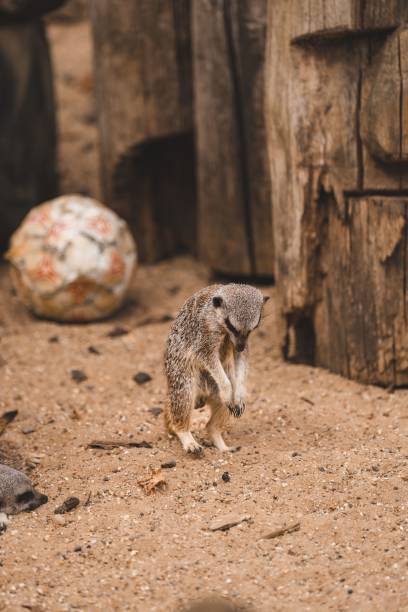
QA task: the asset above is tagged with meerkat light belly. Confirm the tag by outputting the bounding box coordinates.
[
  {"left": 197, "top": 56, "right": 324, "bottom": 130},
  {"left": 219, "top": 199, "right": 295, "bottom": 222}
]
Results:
[{"left": 164, "top": 283, "right": 268, "bottom": 455}]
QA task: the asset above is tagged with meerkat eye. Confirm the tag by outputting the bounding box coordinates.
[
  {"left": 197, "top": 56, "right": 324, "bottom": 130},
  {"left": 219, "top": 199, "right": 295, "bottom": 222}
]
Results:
[
  {"left": 225, "top": 318, "right": 239, "bottom": 336},
  {"left": 16, "top": 490, "right": 34, "bottom": 504}
]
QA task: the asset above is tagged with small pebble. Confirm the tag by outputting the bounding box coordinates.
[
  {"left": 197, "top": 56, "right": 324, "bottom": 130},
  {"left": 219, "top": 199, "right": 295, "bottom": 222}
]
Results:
[
  {"left": 148, "top": 407, "right": 162, "bottom": 417},
  {"left": 22, "top": 427, "right": 36, "bottom": 435},
  {"left": 106, "top": 326, "right": 129, "bottom": 338},
  {"left": 221, "top": 472, "right": 231, "bottom": 483},
  {"left": 133, "top": 372, "right": 152, "bottom": 385},
  {"left": 74, "top": 545, "right": 82, "bottom": 552},
  {"left": 161, "top": 460, "right": 176, "bottom": 469},
  {"left": 52, "top": 515, "right": 65, "bottom": 526},
  {"left": 88, "top": 346, "right": 101, "bottom": 355},
  {"left": 54, "top": 497, "right": 80, "bottom": 514},
  {"left": 48, "top": 335, "right": 59, "bottom": 343},
  {"left": 70, "top": 369, "right": 88, "bottom": 384}
]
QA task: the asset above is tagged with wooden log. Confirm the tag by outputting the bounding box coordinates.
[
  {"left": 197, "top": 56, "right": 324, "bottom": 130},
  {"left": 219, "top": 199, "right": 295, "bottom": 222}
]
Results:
[
  {"left": 193, "top": 0, "right": 273, "bottom": 277},
  {"left": 89, "top": 0, "right": 194, "bottom": 263},
  {"left": 266, "top": 0, "right": 408, "bottom": 385},
  {"left": 0, "top": 21, "right": 57, "bottom": 251}
]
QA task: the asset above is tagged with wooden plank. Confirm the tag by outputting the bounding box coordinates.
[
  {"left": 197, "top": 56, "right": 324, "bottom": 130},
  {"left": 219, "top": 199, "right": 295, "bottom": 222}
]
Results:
[
  {"left": 0, "top": 23, "right": 57, "bottom": 251},
  {"left": 89, "top": 0, "right": 194, "bottom": 262},
  {"left": 193, "top": 0, "right": 273, "bottom": 276},
  {"left": 316, "top": 197, "right": 408, "bottom": 386}
]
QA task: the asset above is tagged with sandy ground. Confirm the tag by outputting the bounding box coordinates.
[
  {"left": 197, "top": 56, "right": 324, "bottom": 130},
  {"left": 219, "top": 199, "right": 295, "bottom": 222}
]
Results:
[
  {"left": 0, "top": 257, "right": 408, "bottom": 612},
  {"left": 1, "top": 13, "right": 408, "bottom": 612}
]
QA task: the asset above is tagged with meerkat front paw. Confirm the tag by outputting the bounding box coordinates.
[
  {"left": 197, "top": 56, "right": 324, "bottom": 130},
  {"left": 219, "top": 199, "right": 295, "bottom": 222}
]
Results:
[
  {"left": 228, "top": 399, "right": 245, "bottom": 418},
  {"left": 0, "top": 513, "right": 9, "bottom": 533}
]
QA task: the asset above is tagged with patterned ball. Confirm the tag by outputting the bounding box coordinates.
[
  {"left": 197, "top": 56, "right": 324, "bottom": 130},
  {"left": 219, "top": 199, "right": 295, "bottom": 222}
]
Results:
[{"left": 6, "top": 195, "right": 137, "bottom": 321}]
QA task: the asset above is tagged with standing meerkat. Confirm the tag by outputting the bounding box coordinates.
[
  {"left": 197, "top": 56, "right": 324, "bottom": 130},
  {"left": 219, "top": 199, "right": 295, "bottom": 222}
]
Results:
[{"left": 164, "top": 283, "right": 269, "bottom": 454}]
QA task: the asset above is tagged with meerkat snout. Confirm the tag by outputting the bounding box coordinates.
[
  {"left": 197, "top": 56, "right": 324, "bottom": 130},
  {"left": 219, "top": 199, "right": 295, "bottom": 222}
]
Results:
[
  {"left": 165, "top": 283, "right": 269, "bottom": 455},
  {"left": 0, "top": 464, "right": 48, "bottom": 532}
]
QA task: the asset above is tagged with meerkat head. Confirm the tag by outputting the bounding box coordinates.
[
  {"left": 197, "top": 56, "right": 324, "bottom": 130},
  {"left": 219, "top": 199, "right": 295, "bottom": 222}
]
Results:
[
  {"left": 212, "top": 284, "right": 269, "bottom": 352},
  {"left": 0, "top": 464, "right": 48, "bottom": 516}
]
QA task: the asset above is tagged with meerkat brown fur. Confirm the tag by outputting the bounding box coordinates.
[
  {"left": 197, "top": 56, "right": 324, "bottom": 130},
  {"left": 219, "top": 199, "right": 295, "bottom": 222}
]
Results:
[{"left": 164, "top": 284, "right": 269, "bottom": 454}]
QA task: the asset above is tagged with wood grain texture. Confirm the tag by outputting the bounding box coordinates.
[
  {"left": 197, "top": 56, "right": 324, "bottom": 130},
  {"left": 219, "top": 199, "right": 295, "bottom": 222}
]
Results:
[
  {"left": 291, "top": 0, "right": 408, "bottom": 41},
  {"left": 362, "top": 27, "right": 408, "bottom": 164},
  {"left": 315, "top": 196, "right": 408, "bottom": 386},
  {"left": 193, "top": 0, "right": 273, "bottom": 276},
  {"left": 266, "top": 0, "right": 408, "bottom": 385},
  {"left": 89, "top": 0, "right": 194, "bottom": 262}
]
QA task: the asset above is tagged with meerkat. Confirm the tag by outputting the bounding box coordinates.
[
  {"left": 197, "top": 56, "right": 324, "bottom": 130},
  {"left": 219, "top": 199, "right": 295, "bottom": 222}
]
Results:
[
  {"left": 0, "top": 463, "right": 48, "bottom": 532},
  {"left": 164, "top": 283, "right": 269, "bottom": 454}
]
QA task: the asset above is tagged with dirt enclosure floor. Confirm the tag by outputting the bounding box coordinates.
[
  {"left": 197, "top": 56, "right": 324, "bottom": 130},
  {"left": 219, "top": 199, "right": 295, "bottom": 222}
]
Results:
[
  {"left": 1, "top": 12, "right": 408, "bottom": 612},
  {"left": 0, "top": 257, "right": 408, "bottom": 612}
]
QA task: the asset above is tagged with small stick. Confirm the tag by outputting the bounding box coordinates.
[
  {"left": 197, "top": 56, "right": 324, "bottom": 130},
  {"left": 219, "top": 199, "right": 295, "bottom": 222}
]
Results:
[
  {"left": 261, "top": 522, "right": 300, "bottom": 540},
  {"left": 87, "top": 439, "right": 152, "bottom": 450}
]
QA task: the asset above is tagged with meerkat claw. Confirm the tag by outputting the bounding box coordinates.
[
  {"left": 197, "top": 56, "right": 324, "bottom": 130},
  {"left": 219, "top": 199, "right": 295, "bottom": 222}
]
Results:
[
  {"left": 228, "top": 402, "right": 245, "bottom": 418},
  {"left": 187, "top": 443, "right": 204, "bottom": 456}
]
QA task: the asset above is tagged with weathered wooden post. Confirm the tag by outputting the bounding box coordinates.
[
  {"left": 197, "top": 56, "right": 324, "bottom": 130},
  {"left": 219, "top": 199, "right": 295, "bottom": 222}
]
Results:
[
  {"left": 265, "top": 0, "right": 408, "bottom": 385},
  {"left": 89, "top": 0, "right": 195, "bottom": 263},
  {"left": 193, "top": 0, "right": 273, "bottom": 277},
  {"left": 0, "top": 1, "right": 63, "bottom": 251}
]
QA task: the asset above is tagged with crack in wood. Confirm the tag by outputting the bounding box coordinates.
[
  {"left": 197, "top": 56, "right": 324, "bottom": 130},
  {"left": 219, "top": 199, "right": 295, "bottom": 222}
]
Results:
[
  {"left": 223, "top": 0, "right": 256, "bottom": 275},
  {"left": 356, "top": 64, "right": 364, "bottom": 190},
  {"left": 398, "top": 31, "right": 403, "bottom": 180}
]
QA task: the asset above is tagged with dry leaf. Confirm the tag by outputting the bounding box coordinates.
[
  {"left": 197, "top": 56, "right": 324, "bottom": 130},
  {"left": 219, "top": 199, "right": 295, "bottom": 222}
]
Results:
[{"left": 138, "top": 467, "right": 166, "bottom": 495}]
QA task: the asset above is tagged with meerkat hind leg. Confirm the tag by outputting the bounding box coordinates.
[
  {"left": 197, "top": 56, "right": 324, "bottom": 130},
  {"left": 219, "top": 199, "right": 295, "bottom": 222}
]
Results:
[
  {"left": 206, "top": 398, "right": 240, "bottom": 452},
  {"left": 176, "top": 430, "right": 203, "bottom": 455}
]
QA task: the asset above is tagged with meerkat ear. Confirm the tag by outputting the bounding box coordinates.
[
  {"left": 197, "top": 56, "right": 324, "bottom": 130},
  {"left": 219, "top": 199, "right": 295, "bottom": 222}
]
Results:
[
  {"left": 263, "top": 295, "right": 270, "bottom": 303},
  {"left": 213, "top": 296, "right": 223, "bottom": 308}
]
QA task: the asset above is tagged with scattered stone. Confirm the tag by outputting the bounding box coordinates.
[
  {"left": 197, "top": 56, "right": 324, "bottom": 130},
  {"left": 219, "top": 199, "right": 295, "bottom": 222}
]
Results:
[
  {"left": 318, "top": 466, "right": 325, "bottom": 472},
  {"left": 52, "top": 515, "right": 65, "bottom": 526},
  {"left": 22, "top": 427, "right": 36, "bottom": 435},
  {"left": 292, "top": 451, "right": 300, "bottom": 457},
  {"left": 148, "top": 406, "right": 163, "bottom": 417},
  {"left": 88, "top": 345, "right": 101, "bottom": 355},
  {"left": 48, "top": 335, "right": 59, "bottom": 343},
  {"left": 209, "top": 514, "right": 251, "bottom": 532},
  {"left": 168, "top": 285, "right": 180, "bottom": 295},
  {"left": 133, "top": 372, "right": 152, "bottom": 385},
  {"left": 70, "top": 369, "right": 88, "bottom": 384},
  {"left": 54, "top": 497, "right": 80, "bottom": 514},
  {"left": 106, "top": 326, "right": 129, "bottom": 338},
  {"left": 261, "top": 522, "right": 300, "bottom": 540},
  {"left": 347, "top": 588, "right": 353, "bottom": 595},
  {"left": 161, "top": 460, "right": 176, "bottom": 469},
  {"left": 74, "top": 545, "right": 82, "bottom": 552},
  {"left": 221, "top": 472, "right": 231, "bottom": 483},
  {"left": 87, "top": 439, "right": 152, "bottom": 450}
]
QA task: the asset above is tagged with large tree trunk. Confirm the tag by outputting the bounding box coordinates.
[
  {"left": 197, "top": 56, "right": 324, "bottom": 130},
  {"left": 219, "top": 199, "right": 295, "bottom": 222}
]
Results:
[
  {"left": 266, "top": 0, "right": 408, "bottom": 385},
  {"left": 193, "top": 0, "right": 273, "bottom": 277},
  {"left": 89, "top": 0, "right": 195, "bottom": 263}
]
